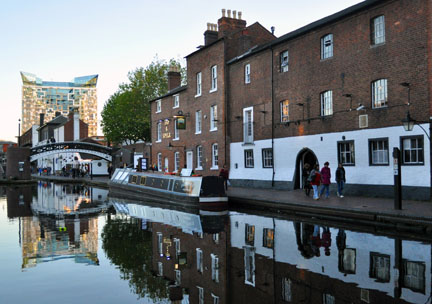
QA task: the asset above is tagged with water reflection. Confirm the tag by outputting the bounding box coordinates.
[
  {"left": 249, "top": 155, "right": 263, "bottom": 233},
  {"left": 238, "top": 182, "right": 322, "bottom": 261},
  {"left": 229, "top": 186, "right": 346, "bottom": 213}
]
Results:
[
  {"left": 3, "top": 184, "right": 431, "bottom": 304},
  {"left": 7, "top": 182, "right": 109, "bottom": 269}
]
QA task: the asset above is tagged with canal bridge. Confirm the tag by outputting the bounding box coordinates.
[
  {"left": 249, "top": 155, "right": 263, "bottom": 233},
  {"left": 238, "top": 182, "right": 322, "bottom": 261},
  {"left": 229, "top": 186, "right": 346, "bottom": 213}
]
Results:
[{"left": 30, "top": 142, "right": 112, "bottom": 162}]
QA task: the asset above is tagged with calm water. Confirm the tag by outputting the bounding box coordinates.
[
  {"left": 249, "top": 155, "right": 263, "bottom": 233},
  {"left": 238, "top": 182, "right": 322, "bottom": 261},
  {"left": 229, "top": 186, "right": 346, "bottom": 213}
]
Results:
[{"left": 0, "top": 182, "right": 431, "bottom": 304}]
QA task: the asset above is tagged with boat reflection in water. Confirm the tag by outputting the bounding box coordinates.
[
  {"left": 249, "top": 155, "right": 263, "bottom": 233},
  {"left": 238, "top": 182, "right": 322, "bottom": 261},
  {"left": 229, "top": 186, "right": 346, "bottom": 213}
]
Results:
[
  {"left": 7, "top": 182, "right": 109, "bottom": 269},
  {"left": 111, "top": 195, "right": 431, "bottom": 304}
]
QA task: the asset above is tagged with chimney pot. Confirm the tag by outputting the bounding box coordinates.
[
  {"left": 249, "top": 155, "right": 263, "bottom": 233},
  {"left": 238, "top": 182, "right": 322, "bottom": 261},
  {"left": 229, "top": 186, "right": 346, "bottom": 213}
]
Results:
[
  {"left": 238, "top": 11, "right": 242, "bottom": 20},
  {"left": 227, "top": 9, "right": 231, "bottom": 18},
  {"left": 222, "top": 9, "right": 226, "bottom": 17},
  {"left": 233, "top": 10, "right": 237, "bottom": 19},
  {"left": 207, "top": 22, "right": 211, "bottom": 30}
]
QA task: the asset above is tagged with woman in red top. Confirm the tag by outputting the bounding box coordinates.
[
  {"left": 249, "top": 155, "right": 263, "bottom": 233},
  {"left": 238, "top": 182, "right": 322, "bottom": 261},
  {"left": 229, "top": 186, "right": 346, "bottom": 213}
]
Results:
[{"left": 310, "top": 164, "right": 321, "bottom": 200}]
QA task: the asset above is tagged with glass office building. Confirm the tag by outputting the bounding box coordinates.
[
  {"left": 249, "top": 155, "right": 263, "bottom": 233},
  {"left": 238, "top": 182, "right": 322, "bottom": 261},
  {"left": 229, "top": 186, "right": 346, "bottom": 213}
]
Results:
[{"left": 21, "top": 72, "right": 98, "bottom": 136}]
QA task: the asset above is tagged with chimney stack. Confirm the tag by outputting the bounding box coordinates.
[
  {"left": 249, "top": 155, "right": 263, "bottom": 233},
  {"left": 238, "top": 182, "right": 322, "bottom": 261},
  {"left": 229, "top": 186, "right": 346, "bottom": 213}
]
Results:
[
  {"left": 39, "top": 113, "right": 45, "bottom": 126},
  {"left": 55, "top": 111, "right": 61, "bottom": 117},
  {"left": 204, "top": 22, "right": 218, "bottom": 45},
  {"left": 167, "top": 65, "right": 181, "bottom": 91},
  {"left": 217, "top": 8, "right": 246, "bottom": 39}
]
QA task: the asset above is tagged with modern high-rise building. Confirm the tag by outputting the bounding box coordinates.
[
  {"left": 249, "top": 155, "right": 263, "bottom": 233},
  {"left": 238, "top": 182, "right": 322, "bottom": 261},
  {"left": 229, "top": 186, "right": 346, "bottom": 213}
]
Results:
[{"left": 20, "top": 71, "right": 98, "bottom": 137}]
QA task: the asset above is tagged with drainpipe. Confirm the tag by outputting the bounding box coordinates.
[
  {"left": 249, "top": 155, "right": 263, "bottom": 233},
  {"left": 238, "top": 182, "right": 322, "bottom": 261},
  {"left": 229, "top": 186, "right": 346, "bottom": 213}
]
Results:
[
  {"left": 271, "top": 47, "right": 275, "bottom": 187},
  {"left": 224, "top": 39, "right": 229, "bottom": 169}
]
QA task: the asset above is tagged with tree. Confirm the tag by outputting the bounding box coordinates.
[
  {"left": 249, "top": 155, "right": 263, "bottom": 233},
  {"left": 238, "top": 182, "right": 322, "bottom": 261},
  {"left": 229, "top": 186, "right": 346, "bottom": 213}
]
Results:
[{"left": 101, "top": 57, "right": 185, "bottom": 145}]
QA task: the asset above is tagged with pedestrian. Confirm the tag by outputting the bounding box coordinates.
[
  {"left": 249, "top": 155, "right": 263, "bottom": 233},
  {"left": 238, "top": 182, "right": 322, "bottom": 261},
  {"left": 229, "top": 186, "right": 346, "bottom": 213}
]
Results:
[
  {"left": 322, "top": 227, "right": 332, "bottom": 256},
  {"left": 320, "top": 161, "right": 331, "bottom": 199},
  {"left": 219, "top": 164, "right": 229, "bottom": 190},
  {"left": 107, "top": 163, "right": 113, "bottom": 178},
  {"left": 302, "top": 163, "right": 311, "bottom": 196},
  {"left": 335, "top": 163, "right": 346, "bottom": 198},
  {"left": 309, "top": 164, "right": 321, "bottom": 200}
]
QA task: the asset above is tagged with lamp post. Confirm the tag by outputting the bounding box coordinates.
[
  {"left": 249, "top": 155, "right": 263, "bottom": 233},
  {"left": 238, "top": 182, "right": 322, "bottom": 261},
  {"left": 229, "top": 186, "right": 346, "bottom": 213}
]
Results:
[
  {"left": 401, "top": 111, "right": 432, "bottom": 200},
  {"left": 18, "top": 118, "right": 21, "bottom": 146}
]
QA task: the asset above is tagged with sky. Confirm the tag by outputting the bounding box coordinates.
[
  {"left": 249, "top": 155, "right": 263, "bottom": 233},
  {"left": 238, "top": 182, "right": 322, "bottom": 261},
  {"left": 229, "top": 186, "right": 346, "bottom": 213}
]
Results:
[{"left": 0, "top": 0, "right": 363, "bottom": 142}]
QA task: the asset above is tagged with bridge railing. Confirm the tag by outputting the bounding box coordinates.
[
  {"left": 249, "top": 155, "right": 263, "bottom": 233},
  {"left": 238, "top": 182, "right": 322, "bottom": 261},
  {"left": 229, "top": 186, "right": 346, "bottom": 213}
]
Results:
[{"left": 31, "top": 142, "right": 112, "bottom": 156}]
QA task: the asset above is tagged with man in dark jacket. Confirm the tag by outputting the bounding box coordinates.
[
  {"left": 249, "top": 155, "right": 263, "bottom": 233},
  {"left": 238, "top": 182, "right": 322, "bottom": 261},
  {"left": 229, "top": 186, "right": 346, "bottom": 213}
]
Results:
[{"left": 335, "top": 163, "right": 346, "bottom": 198}]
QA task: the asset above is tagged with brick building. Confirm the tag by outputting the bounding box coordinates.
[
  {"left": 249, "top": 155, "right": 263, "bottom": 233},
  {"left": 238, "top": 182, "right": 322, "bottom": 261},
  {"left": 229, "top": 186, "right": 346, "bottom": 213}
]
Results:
[
  {"left": 150, "top": 10, "right": 275, "bottom": 175},
  {"left": 227, "top": 0, "right": 432, "bottom": 200}
]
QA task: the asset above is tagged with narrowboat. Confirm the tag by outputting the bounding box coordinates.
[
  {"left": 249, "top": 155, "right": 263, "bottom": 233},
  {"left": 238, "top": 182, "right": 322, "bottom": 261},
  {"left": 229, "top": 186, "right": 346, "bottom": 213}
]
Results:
[{"left": 109, "top": 168, "right": 228, "bottom": 208}]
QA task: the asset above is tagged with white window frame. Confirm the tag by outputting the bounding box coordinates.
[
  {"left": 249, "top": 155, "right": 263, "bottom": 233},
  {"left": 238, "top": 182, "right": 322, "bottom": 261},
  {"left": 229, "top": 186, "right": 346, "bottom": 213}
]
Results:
[
  {"left": 210, "top": 65, "right": 217, "bottom": 92},
  {"left": 197, "top": 286, "right": 204, "bottom": 304},
  {"left": 196, "top": 145, "right": 203, "bottom": 170},
  {"left": 175, "top": 270, "right": 181, "bottom": 285},
  {"left": 370, "top": 138, "right": 389, "bottom": 165},
  {"left": 196, "top": 72, "right": 202, "bottom": 97},
  {"left": 157, "top": 153, "right": 162, "bottom": 172},
  {"left": 282, "top": 278, "right": 292, "bottom": 302},
  {"left": 262, "top": 148, "right": 273, "bottom": 168},
  {"left": 174, "top": 152, "right": 180, "bottom": 172},
  {"left": 280, "top": 50, "right": 289, "bottom": 72},
  {"left": 243, "top": 107, "right": 254, "bottom": 143},
  {"left": 157, "top": 232, "right": 163, "bottom": 255},
  {"left": 245, "top": 63, "right": 251, "bottom": 84},
  {"left": 320, "top": 90, "right": 333, "bottom": 116},
  {"left": 173, "top": 119, "right": 179, "bottom": 140},
  {"left": 402, "top": 136, "right": 424, "bottom": 165},
  {"left": 173, "top": 94, "right": 179, "bottom": 108},
  {"left": 210, "top": 105, "right": 217, "bottom": 131},
  {"left": 372, "top": 15, "right": 385, "bottom": 45},
  {"left": 158, "top": 262, "right": 163, "bottom": 276},
  {"left": 244, "top": 246, "right": 256, "bottom": 286},
  {"left": 338, "top": 141, "right": 355, "bottom": 166},
  {"left": 280, "top": 100, "right": 289, "bottom": 122},
  {"left": 245, "top": 149, "right": 254, "bottom": 168},
  {"left": 156, "top": 99, "right": 161, "bottom": 113},
  {"left": 211, "top": 294, "right": 220, "bottom": 304},
  {"left": 156, "top": 122, "right": 162, "bottom": 142},
  {"left": 196, "top": 248, "right": 203, "bottom": 273},
  {"left": 195, "top": 110, "right": 202, "bottom": 134},
  {"left": 372, "top": 79, "right": 388, "bottom": 108},
  {"left": 211, "top": 254, "right": 219, "bottom": 283},
  {"left": 211, "top": 143, "right": 218, "bottom": 170},
  {"left": 321, "top": 33, "right": 333, "bottom": 59}
]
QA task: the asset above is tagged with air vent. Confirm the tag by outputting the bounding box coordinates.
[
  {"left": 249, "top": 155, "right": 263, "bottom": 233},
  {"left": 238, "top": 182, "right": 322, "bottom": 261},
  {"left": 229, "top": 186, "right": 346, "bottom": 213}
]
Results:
[
  {"left": 359, "top": 114, "right": 368, "bottom": 128},
  {"left": 360, "top": 289, "right": 370, "bottom": 303}
]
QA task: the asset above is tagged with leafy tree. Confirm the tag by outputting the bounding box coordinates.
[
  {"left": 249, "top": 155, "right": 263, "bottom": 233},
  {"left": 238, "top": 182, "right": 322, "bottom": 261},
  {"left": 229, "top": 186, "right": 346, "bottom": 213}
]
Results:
[
  {"left": 101, "top": 57, "right": 185, "bottom": 145},
  {"left": 101, "top": 215, "right": 169, "bottom": 301}
]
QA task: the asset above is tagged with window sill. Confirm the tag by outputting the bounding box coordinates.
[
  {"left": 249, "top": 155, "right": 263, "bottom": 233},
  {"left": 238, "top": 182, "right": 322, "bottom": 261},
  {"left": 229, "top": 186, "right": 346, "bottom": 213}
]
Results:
[
  {"left": 369, "top": 163, "right": 389, "bottom": 166},
  {"left": 209, "top": 88, "right": 217, "bottom": 94},
  {"left": 195, "top": 94, "right": 201, "bottom": 98},
  {"left": 156, "top": 111, "right": 161, "bottom": 114},
  {"left": 195, "top": 167, "right": 203, "bottom": 171},
  {"left": 372, "top": 105, "right": 388, "bottom": 110},
  {"left": 156, "top": 140, "right": 162, "bottom": 143},
  {"left": 210, "top": 166, "right": 219, "bottom": 170},
  {"left": 173, "top": 138, "right": 179, "bottom": 141},
  {"left": 370, "top": 42, "right": 385, "bottom": 48},
  {"left": 210, "top": 128, "right": 218, "bottom": 132},
  {"left": 320, "top": 56, "right": 333, "bottom": 62},
  {"left": 341, "top": 163, "right": 355, "bottom": 167},
  {"left": 242, "top": 142, "right": 255, "bottom": 146},
  {"left": 401, "top": 162, "right": 425, "bottom": 166},
  {"left": 245, "top": 166, "right": 254, "bottom": 169},
  {"left": 195, "top": 131, "right": 202, "bottom": 135},
  {"left": 245, "top": 81, "right": 250, "bottom": 85},
  {"left": 173, "top": 106, "right": 179, "bottom": 109}
]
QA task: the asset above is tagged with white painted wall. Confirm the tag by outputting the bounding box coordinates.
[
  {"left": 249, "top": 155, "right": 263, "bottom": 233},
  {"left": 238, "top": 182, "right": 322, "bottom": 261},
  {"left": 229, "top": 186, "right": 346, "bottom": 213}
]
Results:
[
  {"left": 230, "top": 124, "right": 430, "bottom": 187},
  {"left": 74, "top": 112, "right": 80, "bottom": 141}
]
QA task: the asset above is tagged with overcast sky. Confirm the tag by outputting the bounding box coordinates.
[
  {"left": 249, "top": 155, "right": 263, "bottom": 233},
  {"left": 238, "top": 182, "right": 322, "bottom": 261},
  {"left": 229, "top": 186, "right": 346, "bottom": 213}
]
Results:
[{"left": 0, "top": 0, "right": 362, "bottom": 142}]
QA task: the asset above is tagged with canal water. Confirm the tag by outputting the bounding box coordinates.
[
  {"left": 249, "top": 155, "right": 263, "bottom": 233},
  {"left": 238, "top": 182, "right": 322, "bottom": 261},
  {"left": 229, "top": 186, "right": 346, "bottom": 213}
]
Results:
[{"left": 0, "top": 182, "right": 430, "bottom": 304}]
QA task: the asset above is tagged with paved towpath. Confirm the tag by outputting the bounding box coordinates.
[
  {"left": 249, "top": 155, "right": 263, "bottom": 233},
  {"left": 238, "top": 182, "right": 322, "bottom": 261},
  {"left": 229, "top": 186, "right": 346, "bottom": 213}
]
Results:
[{"left": 32, "top": 174, "right": 432, "bottom": 223}]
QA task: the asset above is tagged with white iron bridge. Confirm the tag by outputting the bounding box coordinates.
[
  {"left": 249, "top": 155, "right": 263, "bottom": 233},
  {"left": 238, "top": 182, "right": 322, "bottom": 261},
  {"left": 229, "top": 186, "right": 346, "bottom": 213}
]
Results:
[{"left": 30, "top": 142, "right": 112, "bottom": 162}]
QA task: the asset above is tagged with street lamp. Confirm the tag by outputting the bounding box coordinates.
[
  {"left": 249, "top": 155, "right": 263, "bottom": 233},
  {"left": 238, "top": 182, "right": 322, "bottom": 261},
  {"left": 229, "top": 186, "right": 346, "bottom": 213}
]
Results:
[{"left": 18, "top": 118, "right": 21, "bottom": 146}]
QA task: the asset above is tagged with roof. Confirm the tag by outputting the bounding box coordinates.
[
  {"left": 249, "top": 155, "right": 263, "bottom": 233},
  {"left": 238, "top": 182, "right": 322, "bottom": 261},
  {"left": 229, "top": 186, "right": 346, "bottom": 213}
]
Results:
[
  {"left": 20, "top": 72, "right": 98, "bottom": 88},
  {"left": 38, "top": 115, "right": 68, "bottom": 131},
  {"left": 228, "top": 0, "right": 389, "bottom": 65},
  {"left": 149, "top": 85, "right": 188, "bottom": 103}
]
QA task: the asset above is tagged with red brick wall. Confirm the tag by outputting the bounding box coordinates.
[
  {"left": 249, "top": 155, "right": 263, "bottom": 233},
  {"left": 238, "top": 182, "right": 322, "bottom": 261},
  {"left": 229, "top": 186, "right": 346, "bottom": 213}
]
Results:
[{"left": 227, "top": 0, "right": 430, "bottom": 142}]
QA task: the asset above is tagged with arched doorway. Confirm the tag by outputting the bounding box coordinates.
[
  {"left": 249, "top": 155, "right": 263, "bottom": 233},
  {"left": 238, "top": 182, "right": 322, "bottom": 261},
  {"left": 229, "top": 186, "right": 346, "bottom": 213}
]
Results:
[{"left": 294, "top": 148, "right": 318, "bottom": 190}]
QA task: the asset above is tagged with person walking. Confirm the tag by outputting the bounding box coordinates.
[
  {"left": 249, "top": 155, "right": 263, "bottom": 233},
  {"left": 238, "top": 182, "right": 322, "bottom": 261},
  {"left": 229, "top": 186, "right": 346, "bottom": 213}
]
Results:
[
  {"left": 219, "top": 164, "right": 229, "bottom": 190},
  {"left": 302, "top": 163, "right": 312, "bottom": 196},
  {"left": 335, "top": 163, "right": 346, "bottom": 198},
  {"left": 320, "top": 162, "right": 331, "bottom": 199},
  {"left": 309, "top": 164, "right": 321, "bottom": 200}
]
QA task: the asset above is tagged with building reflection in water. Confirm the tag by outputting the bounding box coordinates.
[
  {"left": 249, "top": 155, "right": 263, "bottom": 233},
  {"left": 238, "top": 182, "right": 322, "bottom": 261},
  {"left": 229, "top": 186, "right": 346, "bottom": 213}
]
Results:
[
  {"left": 7, "top": 183, "right": 109, "bottom": 269},
  {"left": 110, "top": 198, "right": 431, "bottom": 304}
]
